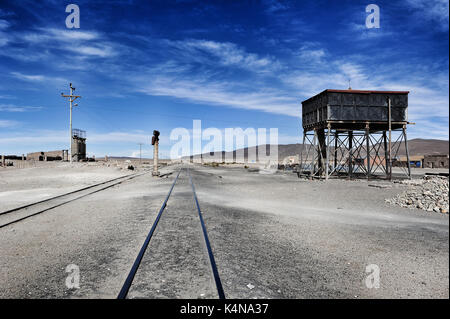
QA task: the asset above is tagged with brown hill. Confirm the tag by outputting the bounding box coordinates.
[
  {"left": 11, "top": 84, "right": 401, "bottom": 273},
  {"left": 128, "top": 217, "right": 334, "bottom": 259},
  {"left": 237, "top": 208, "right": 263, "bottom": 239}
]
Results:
[
  {"left": 399, "top": 139, "right": 449, "bottom": 156},
  {"left": 185, "top": 138, "right": 448, "bottom": 162}
]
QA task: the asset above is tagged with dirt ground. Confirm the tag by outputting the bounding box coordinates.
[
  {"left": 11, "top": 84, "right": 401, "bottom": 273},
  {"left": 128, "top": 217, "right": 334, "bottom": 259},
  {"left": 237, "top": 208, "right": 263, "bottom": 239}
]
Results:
[{"left": 0, "top": 163, "right": 448, "bottom": 299}]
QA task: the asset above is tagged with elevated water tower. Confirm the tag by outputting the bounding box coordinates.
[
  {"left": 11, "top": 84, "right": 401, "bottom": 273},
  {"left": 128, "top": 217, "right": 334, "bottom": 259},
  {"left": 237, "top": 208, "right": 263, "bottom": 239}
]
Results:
[{"left": 298, "top": 89, "right": 412, "bottom": 180}]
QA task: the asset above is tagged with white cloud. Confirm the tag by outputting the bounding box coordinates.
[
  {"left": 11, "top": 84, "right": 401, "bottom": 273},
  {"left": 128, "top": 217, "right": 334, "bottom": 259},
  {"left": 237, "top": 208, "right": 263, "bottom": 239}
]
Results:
[
  {"left": 0, "top": 19, "right": 10, "bottom": 30},
  {"left": 0, "top": 104, "right": 42, "bottom": 112},
  {"left": 46, "top": 29, "right": 99, "bottom": 41},
  {"left": 22, "top": 28, "right": 99, "bottom": 43},
  {"left": 280, "top": 56, "right": 449, "bottom": 139},
  {"left": 345, "top": 22, "right": 393, "bottom": 40},
  {"left": 3, "top": 28, "right": 115, "bottom": 61},
  {"left": 10, "top": 72, "right": 67, "bottom": 84},
  {"left": 137, "top": 76, "right": 299, "bottom": 117},
  {"left": 406, "top": 118, "right": 449, "bottom": 140},
  {"left": 0, "top": 35, "right": 9, "bottom": 47},
  {"left": 0, "top": 17, "right": 446, "bottom": 144},
  {"left": 10, "top": 72, "right": 45, "bottom": 82},
  {"left": 166, "top": 39, "right": 280, "bottom": 72},
  {"left": 66, "top": 45, "right": 115, "bottom": 58},
  {"left": 297, "top": 48, "right": 325, "bottom": 62},
  {"left": 20, "top": 28, "right": 114, "bottom": 58},
  {"left": 0, "top": 119, "right": 19, "bottom": 128},
  {"left": 0, "top": 94, "right": 15, "bottom": 99},
  {"left": 406, "top": 0, "right": 449, "bottom": 31},
  {"left": 0, "top": 19, "right": 13, "bottom": 47},
  {"left": 263, "top": 0, "right": 289, "bottom": 13}
]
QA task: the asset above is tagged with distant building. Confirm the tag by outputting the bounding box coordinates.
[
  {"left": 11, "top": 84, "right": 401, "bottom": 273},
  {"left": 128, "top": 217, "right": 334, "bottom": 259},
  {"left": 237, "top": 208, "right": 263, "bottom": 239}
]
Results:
[
  {"left": 423, "top": 154, "right": 449, "bottom": 169},
  {"left": 27, "top": 150, "right": 68, "bottom": 161},
  {"left": 283, "top": 155, "right": 299, "bottom": 165},
  {"left": 72, "top": 129, "right": 87, "bottom": 161},
  {"left": 394, "top": 155, "right": 424, "bottom": 168}
]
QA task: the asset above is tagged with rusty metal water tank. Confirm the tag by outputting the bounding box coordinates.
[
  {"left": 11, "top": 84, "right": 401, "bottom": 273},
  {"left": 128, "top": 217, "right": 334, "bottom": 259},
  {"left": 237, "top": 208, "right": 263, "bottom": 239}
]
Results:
[{"left": 301, "top": 89, "right": 409, "bottom": 131}]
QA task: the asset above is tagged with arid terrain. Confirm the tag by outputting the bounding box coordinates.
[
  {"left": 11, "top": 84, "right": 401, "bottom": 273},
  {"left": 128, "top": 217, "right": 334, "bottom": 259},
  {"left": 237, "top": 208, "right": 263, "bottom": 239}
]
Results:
[{"left": 0, "top": 162, "right": 448, "bottom": 299}]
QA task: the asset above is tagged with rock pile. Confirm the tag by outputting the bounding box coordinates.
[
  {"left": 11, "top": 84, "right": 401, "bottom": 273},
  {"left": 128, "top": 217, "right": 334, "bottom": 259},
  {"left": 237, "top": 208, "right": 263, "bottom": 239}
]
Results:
[{"left": 386, "top": 176, "right": 449, "bottom": 214}]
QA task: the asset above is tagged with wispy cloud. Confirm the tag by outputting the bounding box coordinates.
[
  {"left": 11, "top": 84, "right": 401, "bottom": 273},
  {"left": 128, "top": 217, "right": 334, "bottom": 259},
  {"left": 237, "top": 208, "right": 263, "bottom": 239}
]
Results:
[
  {"left": 406, "top": 0, "right": 449, "bottom": 31},
  {"left": 0, "top": 19, "right": 10, "bottom": 30},
  {"left": 345, "top": 22, "right": 394, "bottom": 39},
  {"left": 66, "top": 45, "right": 116, "bottom": 58},
  {"left": 10, "top": 72, "right": 45, "bottom": 82},
  {"left": 0, "top": 94, "right": 15, "bottom": 99},
  {"left": 165, "top": 39, "right": 280, "bottom": 72},
  {"left": 137, "top": 76, "right": 299, "bottom": 117},
  {"left": 297, "top": 48, "right": 326, "bottom": 63},
  {"left": 263, "top": 0, "right": 290, "bottom": 13},
  {"left": 0, "top": 104, "right": 42, "bottom": 112},
  {"left": 21, "top": 28, "right": 99, "bottom": 43},
  {"left": 1, "top": 27, "right": 116, "bottom": 62},
  {"left": 0, "top": 0, "right": 447, "bottom": 149},
  {"left": 0, "top": 119, "right": 19, "bottom": 128},
  {"left": 20, "top": 28, "right": 115, "bottom": 58},
  {"left": 10, "top": 72, "right": 66, "bottom": 84},
  {"left": 0, "top": 18, "right": 12, "bottom": 47}
]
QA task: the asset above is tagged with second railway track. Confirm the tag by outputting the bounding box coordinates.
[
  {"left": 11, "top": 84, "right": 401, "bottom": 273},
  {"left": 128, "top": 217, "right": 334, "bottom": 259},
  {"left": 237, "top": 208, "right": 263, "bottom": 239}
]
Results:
[{"left": 0, "top": 170, "right": 149, "bottom": 229}]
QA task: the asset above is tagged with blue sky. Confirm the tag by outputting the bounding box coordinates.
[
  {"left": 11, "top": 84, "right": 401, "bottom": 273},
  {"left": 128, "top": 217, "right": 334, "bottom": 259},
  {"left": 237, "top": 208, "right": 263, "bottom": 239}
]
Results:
[{"left": 0, "top": 0, "right": 448, "bottom": 158}]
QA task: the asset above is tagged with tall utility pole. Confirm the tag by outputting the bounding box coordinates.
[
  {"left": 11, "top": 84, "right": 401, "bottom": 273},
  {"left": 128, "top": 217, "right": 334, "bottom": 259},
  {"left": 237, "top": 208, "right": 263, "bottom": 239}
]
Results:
[
  {"left": 138, "top": 143, "right": 144, "bottom": 164},
  {"left": 61, "top": 83, "right": 81, "bottom": 163}
]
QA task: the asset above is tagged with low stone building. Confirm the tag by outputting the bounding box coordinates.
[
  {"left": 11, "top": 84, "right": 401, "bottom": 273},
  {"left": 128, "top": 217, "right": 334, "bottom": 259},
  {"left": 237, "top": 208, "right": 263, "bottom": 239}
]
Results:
[
  {"left": 394, "top": 155, "right": 424, "bottom": 168},
  {"left": 423, "top": 154, "right": 449, "bottom": 169},
  {"left": 27, "top": 150, "right": 68, "bottom": 161}
]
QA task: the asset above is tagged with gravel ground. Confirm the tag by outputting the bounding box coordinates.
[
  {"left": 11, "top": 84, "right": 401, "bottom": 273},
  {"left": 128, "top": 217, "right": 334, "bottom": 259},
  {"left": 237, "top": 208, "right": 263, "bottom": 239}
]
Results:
[
  {"left": 0, "top": 163, "right": 448, "bottom": 299},
  {"left": 0, "top": 164, "right": 174, "bottom": 298},
  {"left": 0, "top": 162, "right": 136, "bottom": 212},
  {"left": 192, "top": 165, "right": 448, "bottom": 299},
  {"left": 386, "top": 176, "right": 449, "bottom": 214}
]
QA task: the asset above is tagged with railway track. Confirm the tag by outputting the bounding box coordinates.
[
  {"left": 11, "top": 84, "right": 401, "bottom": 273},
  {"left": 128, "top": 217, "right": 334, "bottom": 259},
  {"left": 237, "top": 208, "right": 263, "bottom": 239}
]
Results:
[
  {"left": 117, "top": 166, "right": 225, "bottom": 299},
  {"left": 0, "top": 171, "right": 149, "bottom": 229}
]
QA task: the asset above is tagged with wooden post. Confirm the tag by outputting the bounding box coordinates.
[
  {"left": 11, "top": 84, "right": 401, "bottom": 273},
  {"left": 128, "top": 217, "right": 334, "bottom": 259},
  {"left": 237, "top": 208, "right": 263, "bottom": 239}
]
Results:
[{"left": 153, "top": 140, "right": 159, "bottom": 176}]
